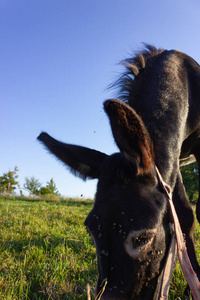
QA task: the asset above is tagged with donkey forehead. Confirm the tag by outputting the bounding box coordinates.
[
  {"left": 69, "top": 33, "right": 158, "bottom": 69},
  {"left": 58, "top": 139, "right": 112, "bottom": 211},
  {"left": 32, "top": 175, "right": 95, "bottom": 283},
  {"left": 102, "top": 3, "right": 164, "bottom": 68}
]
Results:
[
  {"left": 95, "top": 179, "right": 163, "bottom": 222},
  {"left": 86, "top": 153, "right": 165, "bottom": 230},
  {"left": 86, "top": 188, "right": 165, "bottom": 232}
]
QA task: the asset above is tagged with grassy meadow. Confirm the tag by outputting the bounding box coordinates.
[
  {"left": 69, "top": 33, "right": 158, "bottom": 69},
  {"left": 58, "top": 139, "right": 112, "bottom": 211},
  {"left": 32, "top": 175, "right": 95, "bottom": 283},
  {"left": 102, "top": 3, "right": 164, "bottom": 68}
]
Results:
[{"left": 0, "top": 197, "right": 200, "bottom": 300}]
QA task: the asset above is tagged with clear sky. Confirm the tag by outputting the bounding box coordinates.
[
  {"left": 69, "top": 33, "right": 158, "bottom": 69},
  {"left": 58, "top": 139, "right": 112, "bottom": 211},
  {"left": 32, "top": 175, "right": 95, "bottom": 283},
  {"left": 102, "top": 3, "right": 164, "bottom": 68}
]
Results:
[{"left": 1, "top": 0, "right": 200, "bottom": 199}]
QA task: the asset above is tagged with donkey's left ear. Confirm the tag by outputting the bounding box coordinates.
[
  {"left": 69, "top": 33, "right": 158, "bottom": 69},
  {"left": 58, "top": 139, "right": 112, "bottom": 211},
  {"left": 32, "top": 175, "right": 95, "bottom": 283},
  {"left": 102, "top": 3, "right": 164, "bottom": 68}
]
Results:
[{"left": 104, "top": 99, "right": 154, "bottom": 174}]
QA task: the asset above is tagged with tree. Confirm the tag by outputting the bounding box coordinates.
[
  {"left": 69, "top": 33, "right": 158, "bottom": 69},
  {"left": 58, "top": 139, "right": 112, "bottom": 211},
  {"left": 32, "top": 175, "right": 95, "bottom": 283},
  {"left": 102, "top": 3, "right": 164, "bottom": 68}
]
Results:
[
  {"left": 40, "top": 186, "right": 52, "bottom": 195},
  {"left": 46, "top": 178, "right": 60, "bottom": 195},
  {"left": 0, "top": 166, "right": 19, "bottom": 194},
  {"left": 181, "top": 162, "right": 199, "bottom": 204},
  {"left": 24, "top": 177, "right": 42, "bottom": 196}
]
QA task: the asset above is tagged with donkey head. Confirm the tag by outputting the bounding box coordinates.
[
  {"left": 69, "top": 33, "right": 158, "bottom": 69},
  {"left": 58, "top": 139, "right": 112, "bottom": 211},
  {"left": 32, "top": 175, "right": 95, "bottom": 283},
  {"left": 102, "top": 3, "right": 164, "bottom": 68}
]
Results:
[{"left": 38, "top": 100, "right": 171, "bottom": 299}]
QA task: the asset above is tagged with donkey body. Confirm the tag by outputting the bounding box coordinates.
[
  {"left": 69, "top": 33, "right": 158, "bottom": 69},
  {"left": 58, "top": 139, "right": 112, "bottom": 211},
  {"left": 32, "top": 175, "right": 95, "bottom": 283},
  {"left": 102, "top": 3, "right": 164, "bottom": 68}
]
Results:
[{"left": 38, "top": 46, "right": 200, "bottom": 299}]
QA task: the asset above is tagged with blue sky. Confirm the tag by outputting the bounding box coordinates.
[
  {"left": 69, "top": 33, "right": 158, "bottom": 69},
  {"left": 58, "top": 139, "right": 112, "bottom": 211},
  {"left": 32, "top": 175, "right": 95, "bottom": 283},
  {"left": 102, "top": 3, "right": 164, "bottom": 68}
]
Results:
[{"left": 1, "top": 0, "right": 200, "bottom": 198}]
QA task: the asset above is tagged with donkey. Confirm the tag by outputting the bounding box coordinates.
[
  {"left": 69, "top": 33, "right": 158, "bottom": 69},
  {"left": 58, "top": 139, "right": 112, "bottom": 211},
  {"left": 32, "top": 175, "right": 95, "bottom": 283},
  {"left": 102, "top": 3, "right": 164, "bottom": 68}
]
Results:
[{"left": 38, "top": 45, "right": 200, "bottom": 299}]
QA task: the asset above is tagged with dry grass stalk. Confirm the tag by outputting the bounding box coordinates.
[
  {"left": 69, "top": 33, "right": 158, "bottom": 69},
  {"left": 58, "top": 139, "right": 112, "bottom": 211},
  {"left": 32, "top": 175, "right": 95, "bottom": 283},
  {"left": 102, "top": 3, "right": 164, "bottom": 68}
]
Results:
[
  {"left": 86, "top": 284, "right": 91, "bottom": 300},
  {"left": 95, "top": 280, "right": 108, "bottom": 300}
]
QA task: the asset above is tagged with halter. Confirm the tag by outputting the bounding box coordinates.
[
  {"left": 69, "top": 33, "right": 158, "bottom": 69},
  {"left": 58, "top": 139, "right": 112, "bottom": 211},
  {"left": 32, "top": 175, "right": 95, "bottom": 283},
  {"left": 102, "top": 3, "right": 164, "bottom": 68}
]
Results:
[{"left": 155, "top": 167, "right": 200, "bottom": 300}]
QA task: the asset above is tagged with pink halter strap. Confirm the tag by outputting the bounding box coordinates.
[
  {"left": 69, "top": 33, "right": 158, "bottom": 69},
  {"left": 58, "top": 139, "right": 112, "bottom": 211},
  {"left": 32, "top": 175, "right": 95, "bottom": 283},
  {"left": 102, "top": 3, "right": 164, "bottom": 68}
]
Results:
[{"left": 155, "top": 167, "right": 200, "bottom": 300}]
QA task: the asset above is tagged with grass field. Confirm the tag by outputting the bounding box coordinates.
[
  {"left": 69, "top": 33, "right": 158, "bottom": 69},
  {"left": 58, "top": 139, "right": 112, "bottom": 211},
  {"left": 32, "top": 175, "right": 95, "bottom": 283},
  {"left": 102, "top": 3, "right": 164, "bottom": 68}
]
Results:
[{"left": 0, "top": 197, "right": 200, "bottom": 299}]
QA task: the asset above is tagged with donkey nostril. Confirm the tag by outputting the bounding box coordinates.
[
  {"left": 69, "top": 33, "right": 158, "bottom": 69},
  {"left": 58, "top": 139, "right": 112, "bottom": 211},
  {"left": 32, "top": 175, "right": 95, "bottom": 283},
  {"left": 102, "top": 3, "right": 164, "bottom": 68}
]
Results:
[
  {"left": 124, "top": 228, "right": 157, "bottom": 258},
  {"left": 132, "top": 233, "right": 150, "bottom": 248}
]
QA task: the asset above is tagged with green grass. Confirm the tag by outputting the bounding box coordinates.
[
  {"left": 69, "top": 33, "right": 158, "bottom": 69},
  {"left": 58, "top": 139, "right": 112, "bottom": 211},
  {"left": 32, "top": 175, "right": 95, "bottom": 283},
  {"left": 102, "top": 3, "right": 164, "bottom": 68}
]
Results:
[
  {"left": 169, "top": 212, "right": 200, "bottom": 300},
  {"left": 0, "top": 198, "right": 97, "bottom": 300},
  {"left": 0, "top": 197, "right": 200, "bottom": 299}
]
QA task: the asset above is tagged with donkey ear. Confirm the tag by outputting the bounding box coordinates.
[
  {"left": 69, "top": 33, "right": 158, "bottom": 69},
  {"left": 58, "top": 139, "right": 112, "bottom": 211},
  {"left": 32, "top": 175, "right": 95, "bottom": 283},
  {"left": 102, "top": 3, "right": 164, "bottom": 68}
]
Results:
[
  {"left": 104, "top": 99, "right": 154, "bottom": 174},
  {"left": 37, "top": 132, "right": 107, "bottom": 180}
]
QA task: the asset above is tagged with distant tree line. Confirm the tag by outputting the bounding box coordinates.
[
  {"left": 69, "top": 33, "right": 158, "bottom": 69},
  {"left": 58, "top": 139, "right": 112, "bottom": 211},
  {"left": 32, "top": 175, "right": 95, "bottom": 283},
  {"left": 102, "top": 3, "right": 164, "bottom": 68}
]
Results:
[
  {"left": 0, "top": 167, "right": 60, "bottom": 198},
  {"left": 0, "top": 164, "right": 199, "bottom": 202}
]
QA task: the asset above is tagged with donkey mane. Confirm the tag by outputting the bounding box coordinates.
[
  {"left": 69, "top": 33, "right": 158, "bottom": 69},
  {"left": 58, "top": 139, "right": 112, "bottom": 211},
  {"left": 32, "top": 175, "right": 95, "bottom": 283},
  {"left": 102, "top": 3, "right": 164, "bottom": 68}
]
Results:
[{"left": 114, "top": 44, "right": 164, "bottom": 103}]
